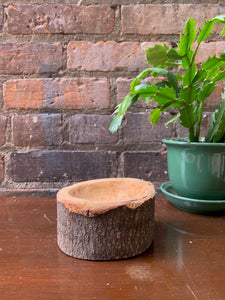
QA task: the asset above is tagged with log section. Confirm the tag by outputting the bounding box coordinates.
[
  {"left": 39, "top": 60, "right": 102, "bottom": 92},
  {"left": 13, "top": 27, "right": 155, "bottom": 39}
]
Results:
[{"left": 57, "top": 178, "right": 155, "bottom": 260}]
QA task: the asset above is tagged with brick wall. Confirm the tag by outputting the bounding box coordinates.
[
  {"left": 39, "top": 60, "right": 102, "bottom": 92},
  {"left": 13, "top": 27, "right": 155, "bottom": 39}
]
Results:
[{"left": 0, "top": 1, "right": 224, "bottom": 196}]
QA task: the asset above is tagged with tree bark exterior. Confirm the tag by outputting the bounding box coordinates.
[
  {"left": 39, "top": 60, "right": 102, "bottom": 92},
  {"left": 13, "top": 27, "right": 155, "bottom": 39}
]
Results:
[{"left": 57, "top": 178, "right": 155, "bottom": 260}]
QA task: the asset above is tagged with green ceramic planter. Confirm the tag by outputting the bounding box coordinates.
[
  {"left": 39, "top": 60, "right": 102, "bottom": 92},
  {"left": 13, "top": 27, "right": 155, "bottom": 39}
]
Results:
[{"left": 162, "top": 138, "right": 225, "bottom": 200}]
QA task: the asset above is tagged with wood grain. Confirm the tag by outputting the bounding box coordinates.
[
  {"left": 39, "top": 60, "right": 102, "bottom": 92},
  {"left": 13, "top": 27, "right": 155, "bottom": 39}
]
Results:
[{"left": 0, "top": 196, "right": 225, "bottom": 299}]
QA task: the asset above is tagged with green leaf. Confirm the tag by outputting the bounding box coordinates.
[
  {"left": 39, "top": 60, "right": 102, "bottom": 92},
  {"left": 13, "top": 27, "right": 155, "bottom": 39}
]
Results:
[
  {"left": 165, "top": 114, "right": 180, "bottom": 126},
  {"left": 136, "top": 68, "right": 151, "bottom": 79},
  {"left": 154, "top": 86, "right": 176, "bottom": 105},
  {"left": 192, "top": 70, "right": 207, "bottom": 83},
  {"left": 197, "top": 16, "right": 225, "bottom": 44},
  {"left": 134, "top": 82, "right": 151, "bottom": 91},
  {"left": 205, "top": 92, "right": 225, "bottom": 142},
  {"left": 178, "top": 18, "right": 197, "bottom": 56},
  {"left": 183, "top": 63, "right": 196, "bottom": 86},
  {"left": 198, "top": 82, "right": 216, "bottom": 102},
  {"left": 172, "top": 100, "right": 185, "bottom": 109},
  {"left": 212, "top": 70, "right": 225, "bottom": 83},
  {"left": 181, "top": 49, "right": 193, "bottom": 68},
  {"left": 145, "top": 44, "right": 167, "bottom": 67},
  {"left": 195, "top": 101, "right": 204, "bottom": 141},
  {"left": 202, "top": 55, "right": 224, "bottom": 80},
  {"left": 213, "top": 118, "right": 225, "bottom": 142},
  {"left": 180, "top": 85, "right": 198, "bottom": 104},
  {"left": 109, "top": 94, "right": 140, "bottom": 133},
  {"left": 220, "top": 51, "right": 225, "bottom": 61},
  {"left": 166, "top": 71, "right": 179, "bottom": 91},
  {"left": 149, "top": 67, "right": 168, "bottom": 75},
  {"left": 180, "top": 106, "right": 196, "bottom": 128},
  {"left": 167, "top": 48, "right": 183, "bottom": 60},
  {"left": 109, "top": 115, "right": 123, "bottom": 133},
  {"left": 206, "top": 15, "right": 225, "bottom": 36},
  {"left": 184, "top": 18, "right": 196, "bottom": 37},
  {"left": 176, "top": 74, "right": 183, "bottom": 81},
  {"left": 111, "top": 103, "right": 120, "bottom": 115},
  {"left": 163, "top": 43, "right": 169, "bottom": 51},
  {"left": 202, "top": 55, "right": 221, "bottom": 71},
  {"left": 118, "top": 94, "right": 139, "bottom": 116},
  {"left": 149, "top": 108, "right": 161, "bottom": 126},
  {"left": 131, "top": 84, "right": 158, "bottom": 97},
  {"left": 130, "top": 78, "right": 140, "bottom": 92},
  {"left": 118, "top": 95, "right": 132, "bottom": 116},
  {"left": 211, "top": 15, "right": 225, "bottom": 23},
  {"left": 195, "top": 101, "right": 203, "bottom": 125},
  {"left": 165, "top": 61, "right": 182, "bottom": 67},
  {"left": 130, "top": 68, "right": 151, "bottom": 91},
  {"left": 160, "top": 101, "right": 175, "bottom": 112},
  {"left": 197, "top": 20, "right": 215, "bottom": 44}
]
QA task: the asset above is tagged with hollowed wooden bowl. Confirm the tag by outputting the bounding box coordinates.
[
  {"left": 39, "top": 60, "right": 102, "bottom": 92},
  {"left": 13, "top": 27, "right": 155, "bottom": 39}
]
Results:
[{"left": 57, "top": 178, "right": 155, "bottom": 260}]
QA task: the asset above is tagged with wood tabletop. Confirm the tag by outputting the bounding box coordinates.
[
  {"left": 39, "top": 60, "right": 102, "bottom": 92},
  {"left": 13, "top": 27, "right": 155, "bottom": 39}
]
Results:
[{"left": 0, "top": 195, "right": 225, "bottom": 299}]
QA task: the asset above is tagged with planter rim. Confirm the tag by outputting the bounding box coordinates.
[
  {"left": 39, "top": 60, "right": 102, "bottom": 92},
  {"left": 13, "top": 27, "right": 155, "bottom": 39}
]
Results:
[{"left": 162, "top": 137, "right": 225, "bottom": 147}]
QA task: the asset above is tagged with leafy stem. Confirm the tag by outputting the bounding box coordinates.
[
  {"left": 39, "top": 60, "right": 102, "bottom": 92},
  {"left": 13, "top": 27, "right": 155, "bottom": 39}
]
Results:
[{"left": 109, "top": 15, "right": 225, "bottom": 143}]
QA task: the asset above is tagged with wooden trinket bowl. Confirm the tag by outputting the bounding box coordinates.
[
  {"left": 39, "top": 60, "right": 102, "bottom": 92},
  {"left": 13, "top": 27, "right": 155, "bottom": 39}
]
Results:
[{"left": 57, "top": 178, "right": 155, "bottom": 260}]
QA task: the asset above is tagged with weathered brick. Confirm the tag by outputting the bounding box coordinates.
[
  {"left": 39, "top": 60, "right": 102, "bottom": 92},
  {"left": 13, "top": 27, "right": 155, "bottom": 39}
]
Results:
[
  {"left": 0, "top": 116, "right": 7, "bottom": 146},
  {"left": 205, "top": 81, "right": 224, "bottom": 108},
  {"left": 0, "top": 154, "right": 4, "bottom": 182},
  {"left": 7, "top": 4, "right": 114, "bottom": 35},
  {"left": 69, "top": 115, "right": 117, "bottom": 144},
  {"left": 123, "top": 112, "right": 173, "bottom": 143},
  {"left": 4, "top": 78, "right": 110, "bottom": 110},
  {"left": 122, "top": 4, "right": 224, "bottom": 35},
  {"left": 67, "top": 41, "right": 169, "bottom": 72},
  {"left": 195, "top": 42, "right": 225, "bottom": 65},
  {"left": 0, "top": 43, "right": 62, "bottom": 74},
  {"left": 116, "top": 78, "right": 132, "bottom": 104},
  {"left": 9, "top": 151, "right": 117, "bottom": 182},
  {"left": 122, "top": 151, "right": 168, "bottom": 183},
  {"left": 0, "top": 189, "right": 57, "bottom": 198},
  {"left": 0, "top": 7, "right": 3, "bottom": 32},
  {"left": 12, "top": 114, "right": 63, "bottom": 146}
]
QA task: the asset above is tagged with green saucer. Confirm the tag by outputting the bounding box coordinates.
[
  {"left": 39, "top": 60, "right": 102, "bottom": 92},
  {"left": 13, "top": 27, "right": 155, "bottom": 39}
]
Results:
[{"left": 160, "top": 182, "right": 225, "bottom": 215}]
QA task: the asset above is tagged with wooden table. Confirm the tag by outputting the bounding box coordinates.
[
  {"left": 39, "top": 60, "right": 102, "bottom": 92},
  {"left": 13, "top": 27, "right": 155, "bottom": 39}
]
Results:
[{"left": 0, "top": 196, "right": 225, "bottom": 299}]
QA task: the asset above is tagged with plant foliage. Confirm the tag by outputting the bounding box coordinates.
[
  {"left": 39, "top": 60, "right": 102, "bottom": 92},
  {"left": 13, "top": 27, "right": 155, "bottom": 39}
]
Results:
[{"left": 109, "top": 16, "right": 225, "bottom": 143}]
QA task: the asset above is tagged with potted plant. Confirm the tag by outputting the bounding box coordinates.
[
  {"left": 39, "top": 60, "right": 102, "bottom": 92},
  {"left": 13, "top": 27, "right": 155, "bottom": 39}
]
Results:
[{"left": 109, "top": 15, "right": 225, "bottom": 214}]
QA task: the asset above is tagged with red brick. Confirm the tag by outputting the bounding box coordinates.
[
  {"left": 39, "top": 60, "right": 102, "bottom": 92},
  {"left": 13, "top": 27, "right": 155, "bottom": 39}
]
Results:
[
  {"left": 7, "top": 4, "right": 114, "bottom": 35},
  {"left": 116, "top": 78, "right": 132, "bottom": 104},
  {"left": 3, "top": 78, "right": 110, "bottom": 110},
  {"left": 0, "top": 155, "right": 4, "bottom": 182},
  {"left": 0, "top": 116, "right": 7, "bottom": 146},
  {"left": 122, "top": 4, "right": 224, "bottom": 35},
  {"left": 9, "top": 151, "right": 117, "bottom": 182},
  {"left": 123, "top": 112, "right": 173, "bottom": 143},
  {"left": 205, "top": 81, "right": 224, "bottom": 108},
  {"left": 0, "top": 189, "right": 57, "bottom": 198},
  {"left": 67, "top": 41, "right": 169, "bottom": 72},
  {"left": 69, "top": 115, "right": 117, "bottom": 144},
  {"left": 195, "top": 42, "right": 225, "bottom": 65},
  {"left": 0, "top": 43, "right": 62, "bottom": 74},
  {"left": 12, "top": 114, "right": 63, "bottom": 146},
  {"left": 122, "top": 151, "right": 168, "bottom": 183}
]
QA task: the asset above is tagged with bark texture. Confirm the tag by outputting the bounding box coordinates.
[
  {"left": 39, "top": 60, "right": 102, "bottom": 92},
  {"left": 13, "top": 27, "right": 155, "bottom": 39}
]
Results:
[{"left": 57, "top": 198, "right": 154, "bottom": 260}]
